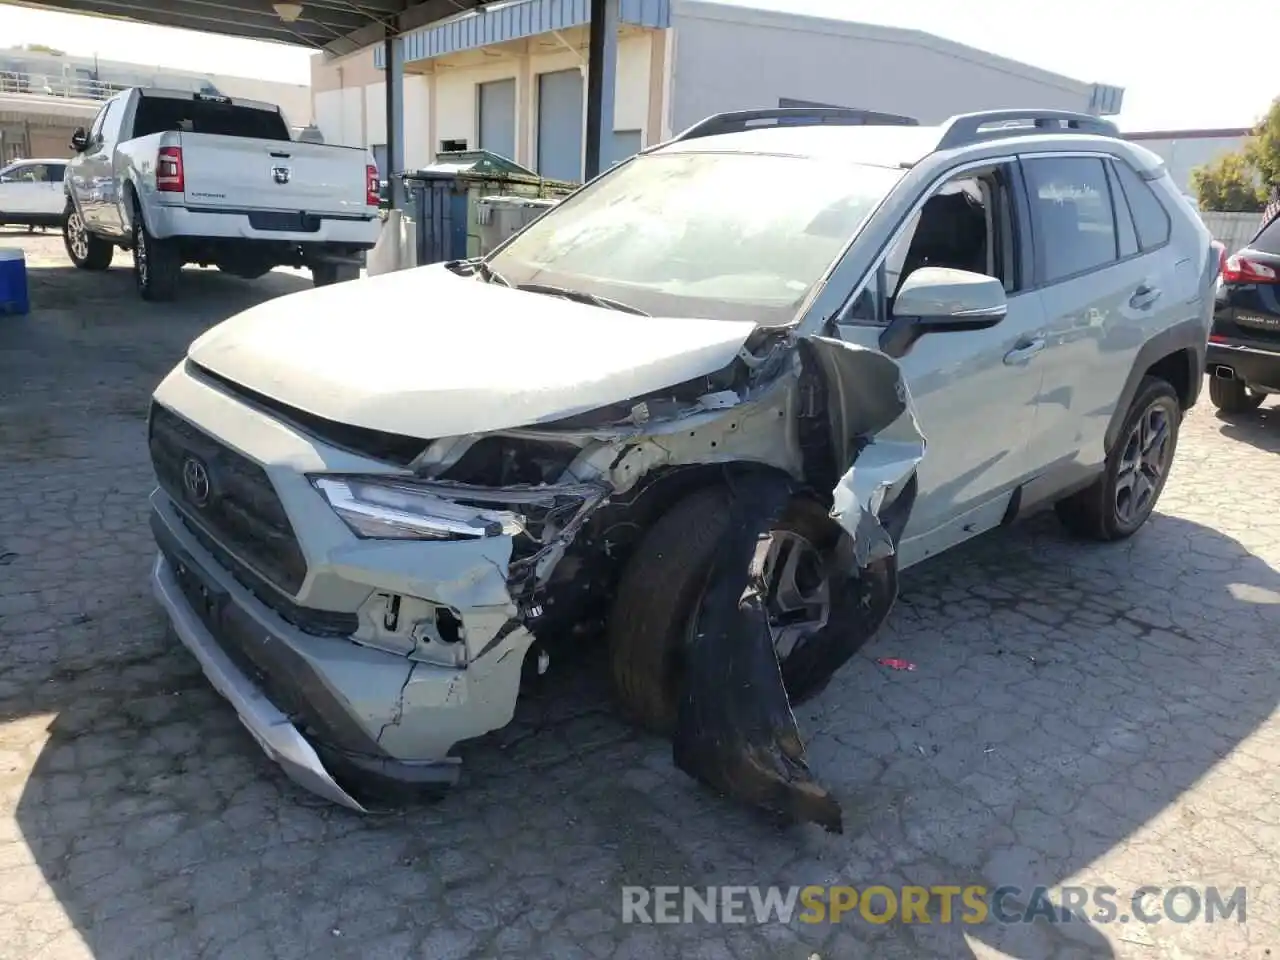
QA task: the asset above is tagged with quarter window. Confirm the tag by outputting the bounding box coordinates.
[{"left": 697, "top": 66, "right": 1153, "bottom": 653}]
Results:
[
  {"left": 1023, "top": 156, "right": 1118, "bottom": 283},
  {"left": 1111, "top": 159, "right": 1171, "bottom": 250}
]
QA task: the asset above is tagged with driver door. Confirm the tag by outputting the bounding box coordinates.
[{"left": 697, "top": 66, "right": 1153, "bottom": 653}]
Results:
[
  {"left": 0, "top": 161, "right": 38, "bottom": 216},
  {"left": 835, "top": 163, "right": 1049, "bottom": 567}
]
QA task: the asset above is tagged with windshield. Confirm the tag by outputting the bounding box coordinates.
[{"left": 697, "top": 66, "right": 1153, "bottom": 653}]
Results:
[{"left": 487, "top": 151, "right": 903, "bottom": 324}]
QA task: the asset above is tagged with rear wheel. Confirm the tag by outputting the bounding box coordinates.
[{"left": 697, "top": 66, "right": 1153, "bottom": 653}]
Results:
[
  {"left": 606, "top": 488, "right": 838, "bottom": 736},
  {"left": 62, "top": 202, "right": 114, "bottom": 270},
  {"left": 1208, "top": 376, "right": 1265, "bottom": 414},
  {"left": 1055, "top": 376, "right": 1181, "bottom": 541},
  {"left": 132, "top": 201, "right": 181, "bottom": 302}
]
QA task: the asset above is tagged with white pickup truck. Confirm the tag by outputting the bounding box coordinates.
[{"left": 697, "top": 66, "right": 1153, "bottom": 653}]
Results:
[{"left": 62, "top": 87, "right": 381, "bottom": 300}]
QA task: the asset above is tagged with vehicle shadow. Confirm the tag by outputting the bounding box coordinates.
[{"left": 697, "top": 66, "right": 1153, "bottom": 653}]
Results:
[
  {"left": 1213, "top": 399, "right": 1280, "bottom": 454},
  {"left": 7, "top": 500, "right": 1277, "bottom": 957}
]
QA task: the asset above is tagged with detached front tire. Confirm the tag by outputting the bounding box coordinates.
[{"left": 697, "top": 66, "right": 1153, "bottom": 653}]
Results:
[
  {"left": 606, "top": 487, "right": 840, "bottom": 736},
  {"left": 1208, "top": 376, "right": 1265, "bottom": 414},
  {"left": 132, "top": 201, "right": 181, "bottom": 302},
  {"left": 62, "top": 202, "right": 114, "bottom": 270},
  {"left": 1055, "top": 376, "right": 1181, "bottom": 541}
]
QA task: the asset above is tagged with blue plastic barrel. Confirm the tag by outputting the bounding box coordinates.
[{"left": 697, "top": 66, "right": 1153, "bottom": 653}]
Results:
[{"left": 0, "top": 247, "right": 29, "bottom": 316}]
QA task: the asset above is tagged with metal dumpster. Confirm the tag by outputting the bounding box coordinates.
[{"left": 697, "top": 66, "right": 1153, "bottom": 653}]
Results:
[
  {"left": 401, "top": 151, "right": 576, "bottom": 265},
  {"left": 475, "top": 195, "right": 561, "bottom": 254}
]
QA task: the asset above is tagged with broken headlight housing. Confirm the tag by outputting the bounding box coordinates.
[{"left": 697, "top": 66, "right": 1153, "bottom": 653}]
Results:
[{"left": 311, "top": 476, "right": 605, "bottom": 546}]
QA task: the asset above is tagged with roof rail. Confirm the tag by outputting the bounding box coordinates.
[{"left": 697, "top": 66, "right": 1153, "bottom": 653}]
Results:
[
  {"left": 671, "top": 107, "right": 919, "bottom": 143},
  {"left": 935, "top": 110, "right": 1120, "bottom": 152}
]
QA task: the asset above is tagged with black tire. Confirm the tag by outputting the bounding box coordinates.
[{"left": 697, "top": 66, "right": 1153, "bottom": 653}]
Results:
[
  {"left": 62, "top": 202, "right": 114, "bottom": 270},
  {"left": 605, "top": 488, "right": 839, "bottom": 736},
  {"left": 312, "top": 262, "right": 360, "bottom": 287},
  {"left": 1208, "top": 376, "right": 1265, "bottom": 414},
  {"left": 132, "top": 201, "right": 180, "bottom": 302},
  {"left": 1055, "top": 376, "right": 1181, "bottom": 541}
]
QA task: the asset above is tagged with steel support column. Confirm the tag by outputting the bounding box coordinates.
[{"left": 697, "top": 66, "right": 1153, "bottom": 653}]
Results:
[
  {"left": 384, "top": 33, "right": 406, "bottom": 208},
  {"left": 583, "top": 0, "right": 619, "bottom": 181}
]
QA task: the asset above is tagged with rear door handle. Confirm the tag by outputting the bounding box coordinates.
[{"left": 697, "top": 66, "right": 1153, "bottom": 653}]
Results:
[
  {"left": 1130, "top": 284, "right": 1162, "bottom": 309},
  {"left": 1003, "top": 338, "right": 1046, "bottom": 365}
]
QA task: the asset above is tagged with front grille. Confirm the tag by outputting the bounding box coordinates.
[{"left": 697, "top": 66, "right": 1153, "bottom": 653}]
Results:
[{"left": 149, "top": 402, "right": 308, "bottom": 594}]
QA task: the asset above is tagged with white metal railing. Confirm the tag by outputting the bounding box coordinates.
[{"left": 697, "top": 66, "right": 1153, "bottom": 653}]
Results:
[
  {"left": 0, "top": 69, "right": 129, "bottom": 101},
  {"left": 0, "top": 68, "right": 223, "bottom": 102}
]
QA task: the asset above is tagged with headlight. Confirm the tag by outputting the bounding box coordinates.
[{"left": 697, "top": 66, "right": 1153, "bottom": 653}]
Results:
[{"left": 312, "top": 477, "right": 524, "bottom": 541}]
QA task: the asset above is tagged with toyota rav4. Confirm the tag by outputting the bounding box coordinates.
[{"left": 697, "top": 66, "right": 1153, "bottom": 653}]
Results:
[{"left": 146, "top": 108, "right": 1217, "bottom": 831}]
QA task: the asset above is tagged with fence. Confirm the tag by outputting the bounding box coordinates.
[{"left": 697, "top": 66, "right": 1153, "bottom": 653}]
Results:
[
  {"left": 1199, "top": 210, "right": 1263, "bottom": 253},
  {"left": 0, "top": 70, "right": 129, "bottom": 102}
]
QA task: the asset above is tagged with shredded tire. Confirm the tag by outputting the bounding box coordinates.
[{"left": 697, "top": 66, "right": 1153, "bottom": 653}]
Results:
[{"left": 607, "top": 487, "right": 730, "bottom": 736}]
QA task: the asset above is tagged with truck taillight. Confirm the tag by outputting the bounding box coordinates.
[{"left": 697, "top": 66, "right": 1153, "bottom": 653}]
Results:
[
  {"left": 1222, "top": 254, "right": 1277, "bottom": 284},
  {"left": 157, "top": 146, "right": 184, "bottom": 193},
  {"left": 366, "top": 164, "right": 379, "bottom": 207}
]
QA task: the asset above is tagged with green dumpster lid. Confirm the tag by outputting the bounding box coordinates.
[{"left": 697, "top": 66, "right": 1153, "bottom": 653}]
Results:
[{"left": 412, "top": 149, "right": 538, "bottom": 178}]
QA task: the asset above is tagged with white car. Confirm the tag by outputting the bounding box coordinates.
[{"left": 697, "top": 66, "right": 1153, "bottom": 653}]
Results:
[{"left": 0, "top": 158, "right": 68, "bottom": 231}]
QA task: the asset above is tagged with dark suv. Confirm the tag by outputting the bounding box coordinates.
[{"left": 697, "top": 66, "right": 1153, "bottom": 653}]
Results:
[{"left": 1207, "top": 215, "right": 1280, "bottom": 412}]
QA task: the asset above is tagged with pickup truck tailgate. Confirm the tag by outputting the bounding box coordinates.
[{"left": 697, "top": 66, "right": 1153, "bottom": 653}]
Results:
[{"left": 177, "top": 133, "right": 370, "bottom": 217}]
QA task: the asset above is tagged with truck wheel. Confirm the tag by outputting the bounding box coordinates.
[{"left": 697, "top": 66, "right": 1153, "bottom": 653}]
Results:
[
  {"left": 1055, "top": 376, "right": 1181, "bottom": 541},
  {"left": 63, "top": 202, "right": 113, "bottom": 270},
  {"left": 606, "top": 487, "right": 840, "bottom": 736},
  {"left": 132, "top": 203, "right": 181, "bottom": 302},
  {"left": 1208, "top": 376, "right": 1265, "bottom": 414},
  {"left": 312, "top": 262, "right": 361, "bottom": 287}
]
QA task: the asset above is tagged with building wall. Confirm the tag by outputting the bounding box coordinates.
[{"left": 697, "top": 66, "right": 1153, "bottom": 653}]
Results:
[
  {"left": 311, "top": 29, "right": 654, "bottom": 175},
  {"left": 1124, "top": 131, "right": 1252, "bottom": 196},
  {"left": 668, "top": 1, "right": 1101, "bottom": 130}
]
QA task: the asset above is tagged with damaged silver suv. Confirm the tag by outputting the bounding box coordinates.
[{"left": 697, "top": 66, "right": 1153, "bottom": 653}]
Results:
[{"left": 148, "top": 108, "right": 1217, "bottom": 831}]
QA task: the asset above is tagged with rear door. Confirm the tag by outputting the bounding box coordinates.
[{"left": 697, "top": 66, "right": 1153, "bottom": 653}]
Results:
[
  {"left": 1022, "top": 153, "right": 1180, "bottom": 473},
  {"left": 179, "top": 134, "right": 371, "bottom": 216}
]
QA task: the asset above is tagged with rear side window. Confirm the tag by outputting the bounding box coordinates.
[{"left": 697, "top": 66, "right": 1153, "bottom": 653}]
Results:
[
  {"left": 1252, "top": 216, "right": 1280, "bottom": 255},
  {"left": 47, "top": 163, "right": 65, "bottom": 184},
  {"left": 1022, "top": 156, "right": 1118, "bottom": 283},
  {"left": 1111, "top": 159, "right": 1171, "bottom": 250},
  {"left": 132, "top": 95, "right": 290, "bottom": 141}
]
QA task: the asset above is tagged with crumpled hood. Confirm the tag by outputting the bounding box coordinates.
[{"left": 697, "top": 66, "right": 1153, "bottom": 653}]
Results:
[{"left": 188, "top": 265, "right": 757, "bottom": 438}]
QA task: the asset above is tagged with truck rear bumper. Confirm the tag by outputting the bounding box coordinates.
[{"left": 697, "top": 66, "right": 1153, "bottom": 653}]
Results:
[{"left": 149, "top": 203, "right": 380, "bottom": 247}]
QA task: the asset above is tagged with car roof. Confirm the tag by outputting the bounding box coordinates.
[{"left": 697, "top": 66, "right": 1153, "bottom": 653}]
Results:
[
  {"left": 3, "top": 157, "right": 67, "bottom": 165},
  {"left": 649, "top": 111, "right": 1155, "bottom": 174},
  {"left": 654, "top": 124, "right": 946, "bottom": 169}
]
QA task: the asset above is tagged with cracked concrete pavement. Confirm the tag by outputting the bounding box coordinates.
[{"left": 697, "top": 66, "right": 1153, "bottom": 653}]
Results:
[{"left": 1, "top": 230, "right": 1278, "bottom": 960}]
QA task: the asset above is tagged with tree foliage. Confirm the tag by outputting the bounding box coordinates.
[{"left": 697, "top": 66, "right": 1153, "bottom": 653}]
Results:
[
  {"left": 1192, "top": 153, "right": 1267, "bottom": 212},
  {"left": 1192, "top": 96, "right": 1279, "bottom": 212}
]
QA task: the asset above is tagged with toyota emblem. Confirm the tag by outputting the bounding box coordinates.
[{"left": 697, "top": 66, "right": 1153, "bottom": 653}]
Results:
[{"left": 181, "top": 456, "right": 211, "bottom": 506}]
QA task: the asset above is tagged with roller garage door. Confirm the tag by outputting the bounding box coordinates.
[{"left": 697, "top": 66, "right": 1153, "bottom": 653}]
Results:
[
  {"left": 537, "top": 68, "right": 583, "bottom": 182},
  {"left": 478, "top": 78, "right": 517, "bottom": 162}
]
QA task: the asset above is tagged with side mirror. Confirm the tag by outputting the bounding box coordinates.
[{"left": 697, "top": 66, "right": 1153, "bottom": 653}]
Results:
[
  {"left": 879, "top": 266, "right": 1007, "bottom": 358},
  {"left": 70, "top": 127, "right": 89, "bottom": 152}
]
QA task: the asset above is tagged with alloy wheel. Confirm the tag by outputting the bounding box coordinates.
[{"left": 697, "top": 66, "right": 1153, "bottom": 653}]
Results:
[
  {"left": 135, "top": 225, "right": 148, "bottom": 287},
  {"left": 66, "top": 212, "right": 89, "bottom": 261},
  {"left": 1115, "top": 400, "right": 1174, "bottom": 527}
]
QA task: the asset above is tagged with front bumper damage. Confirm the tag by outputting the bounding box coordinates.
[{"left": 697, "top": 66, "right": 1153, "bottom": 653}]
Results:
[{"left": 148, "top": 332, "right": 923, "bottom": 828}]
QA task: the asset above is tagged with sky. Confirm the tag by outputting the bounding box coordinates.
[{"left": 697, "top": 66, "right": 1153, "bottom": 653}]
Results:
[{"left": 0, "top": 0, "right": 1275, "bottom": 132}]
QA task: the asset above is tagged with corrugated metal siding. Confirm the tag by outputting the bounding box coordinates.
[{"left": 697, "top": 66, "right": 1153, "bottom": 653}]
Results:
[{"left": 377, "top": 0, "right": 669, "bottom": 66}]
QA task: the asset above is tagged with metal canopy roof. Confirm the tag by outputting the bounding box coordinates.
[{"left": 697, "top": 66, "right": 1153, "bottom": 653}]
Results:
[{"left": 3, "top": 0, "right": 490, "bottom": 56}]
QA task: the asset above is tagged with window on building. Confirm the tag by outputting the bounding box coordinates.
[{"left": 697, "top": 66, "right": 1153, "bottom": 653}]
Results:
[
  {"left": 1022, "top": 156, "right": 1119, "bottom": 283},
  {"left": 440, "top": 138, "right": 467, "bottom": 153},
  {"left": 1110, "top": 158, "right": 1171, "bottom": 251}
]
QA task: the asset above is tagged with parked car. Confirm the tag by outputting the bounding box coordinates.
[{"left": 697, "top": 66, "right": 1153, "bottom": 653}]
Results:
[
  {"left": 1206, "top": 216, "right": 1280, "bottom": 412},
  {"left": 145, "top": 108, "right": 1216, "bottom": 830},
  {"left": 0, "top": 157, "right": 67, "bottom": 231},
  {"left": 61, "top": 87, "right": 382, "bottom": 300}
]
